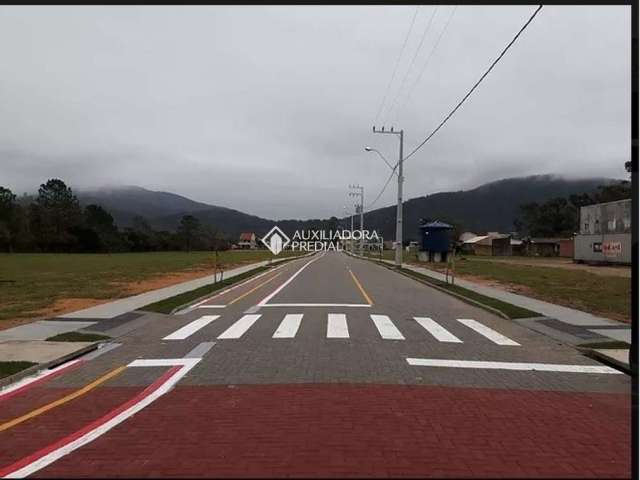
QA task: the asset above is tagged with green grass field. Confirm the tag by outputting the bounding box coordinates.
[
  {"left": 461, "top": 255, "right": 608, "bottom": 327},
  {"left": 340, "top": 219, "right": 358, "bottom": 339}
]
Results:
[
  {"left": 0, "top": 250, "right": 301, "bottom": 324},
  {"left": 366, "top": 250, "right": 630, "bottom": 322}
]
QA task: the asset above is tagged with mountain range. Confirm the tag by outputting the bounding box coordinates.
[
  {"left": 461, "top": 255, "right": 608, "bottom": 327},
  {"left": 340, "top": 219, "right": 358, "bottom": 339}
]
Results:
[{"left": 77, "top": 175, "right": 619, "bottom": 242}]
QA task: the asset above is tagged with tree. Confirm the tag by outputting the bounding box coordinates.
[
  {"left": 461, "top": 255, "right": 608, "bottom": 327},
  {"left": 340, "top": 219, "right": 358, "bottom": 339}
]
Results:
[
  {"left": 0, "top": 187, "right": 17, "bottom": 252},
  {"left": 31, "top": 179, "right": 82, "bottom": 252},
  {"left": 83, "top": 204, "right": 121, "bottom": 252},
  {"left": 517, "top": 198, "right": 577, "bottom": 237},
  {"left": 177, "top": 215, "right": 201, "bottom": 252}
]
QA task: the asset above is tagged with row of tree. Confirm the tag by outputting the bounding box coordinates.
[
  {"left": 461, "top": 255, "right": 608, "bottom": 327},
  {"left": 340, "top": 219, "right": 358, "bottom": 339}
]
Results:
[
  {"left": 0, "top": 179, "right": 230, "bottom": 253},
  {"left": 515, "top": 180, "right": 632, "bottom": 237}
]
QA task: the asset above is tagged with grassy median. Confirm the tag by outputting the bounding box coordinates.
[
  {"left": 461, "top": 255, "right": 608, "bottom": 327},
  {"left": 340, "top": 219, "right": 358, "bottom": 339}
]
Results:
[{"left": 0, "top": 250, "right": 302, "bottom": 326}]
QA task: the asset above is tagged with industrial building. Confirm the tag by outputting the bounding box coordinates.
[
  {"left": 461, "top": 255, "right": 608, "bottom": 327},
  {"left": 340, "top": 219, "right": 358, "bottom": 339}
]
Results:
[{"left": 574, "top": 198, "right": 631, "bottom": 264}]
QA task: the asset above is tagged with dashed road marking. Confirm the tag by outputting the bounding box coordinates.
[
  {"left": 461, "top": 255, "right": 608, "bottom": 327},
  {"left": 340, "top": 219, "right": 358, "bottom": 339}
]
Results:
[
  {"left": 414, "top": 317, "right": 463, "bottom": 343},
  {"left": 370, "top": 315, "right": 405, "bottom": 340},
  {"left": 406, "top": 358, "right": 622, "bottom": 374},
  {"left": 217, "top": 314, "right": 261, "bottom": 339},
  {"left": 273, "top": 314, "right": 303, "bottom": 338},
  {"left": 163, "top": 316, "right": 219, "bottom": 340},
  {"left": 327, "top": 313, "right": 349, "bottom": 338},
  {"left": 458, "top": 319, "right": 520, "bottom": 346}
]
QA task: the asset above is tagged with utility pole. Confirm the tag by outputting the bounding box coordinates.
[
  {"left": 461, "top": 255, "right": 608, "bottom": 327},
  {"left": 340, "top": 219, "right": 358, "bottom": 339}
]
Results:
[
  {"left": 349, "top": 185, "right": 364, "bottom": 255},
  {"left": 372, "top": 125, "right": 404, "bottom": 268}
]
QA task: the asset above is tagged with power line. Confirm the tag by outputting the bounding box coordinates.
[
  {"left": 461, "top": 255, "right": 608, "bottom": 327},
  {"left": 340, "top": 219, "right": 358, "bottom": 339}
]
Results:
[
  {"left": 396, "top": 5, "right": 458, "bottom": 122},
  {"left": 404, "top": 4, "right": 543, "bottom": 163},
  {"left": 383, "top": 6, "right": 439, "bottom": 124},
  {"left": 373, "top": 6, "right": 420, "bottom": 125},
  {"left": 367, "top": 162, "right": 398, "bottom": 209}
]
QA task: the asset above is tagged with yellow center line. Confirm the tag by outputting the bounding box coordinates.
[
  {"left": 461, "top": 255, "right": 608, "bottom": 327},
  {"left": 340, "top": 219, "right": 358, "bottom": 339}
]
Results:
[
  {"left": 0, "top": 365, "right": 127, "bottom": 433},
  {"left": 227, "top": 271, "right": 283, "bottom": 306},
  {"left": 349, "top": 269, "right": 373, "bottom": 306}
]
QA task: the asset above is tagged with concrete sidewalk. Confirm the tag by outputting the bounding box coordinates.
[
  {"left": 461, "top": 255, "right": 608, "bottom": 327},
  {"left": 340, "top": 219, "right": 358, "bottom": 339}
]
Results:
[{"left": 58, "top": 257, "right": 291, "bottom": 320}]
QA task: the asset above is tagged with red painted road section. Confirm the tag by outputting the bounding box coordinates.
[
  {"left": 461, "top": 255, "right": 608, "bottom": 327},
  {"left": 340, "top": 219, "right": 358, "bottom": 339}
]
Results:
[
  {"left": 0, "top": 387, "right": 144, "bottom": 469},
  {"left": 0, "top": 366, "right": 180, "bottom": 478},
  {"left": 32, "top": 384, "right": 629, "bottom": 478}
]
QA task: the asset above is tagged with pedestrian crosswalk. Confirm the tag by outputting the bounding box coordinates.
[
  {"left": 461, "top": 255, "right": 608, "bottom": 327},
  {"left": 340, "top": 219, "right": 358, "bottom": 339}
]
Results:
[{"left": 165, "top": 312, "right": 521, "bottom": 346}]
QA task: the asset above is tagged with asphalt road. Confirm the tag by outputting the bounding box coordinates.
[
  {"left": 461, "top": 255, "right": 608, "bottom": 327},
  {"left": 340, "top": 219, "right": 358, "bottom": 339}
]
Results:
[{"left": 0, "top": 251, "right": 631, "bottom": 478}]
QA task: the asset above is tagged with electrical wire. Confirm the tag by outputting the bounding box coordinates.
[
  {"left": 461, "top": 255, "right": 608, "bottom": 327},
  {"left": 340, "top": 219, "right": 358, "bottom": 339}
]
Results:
[
  {"left": 373, "top": 6, "right": 420, "bottom": 125},
  {"left": 403, "top": 5, "right": 543, "bottom": 163},
  {"left": 396, "top": 5, "right": 458, "bottom": 122},
  {"left": 383, "top": 6, "right": 439, "bottom": 124}
]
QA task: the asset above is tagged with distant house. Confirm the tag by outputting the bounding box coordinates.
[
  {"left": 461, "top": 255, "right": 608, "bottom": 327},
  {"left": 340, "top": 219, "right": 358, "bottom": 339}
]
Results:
[
  {"left": 462, "top": 233, "right": 512, "bottom": 256},
  {"left": 526, "top": 238, "right": 569, "bottom": 257},
  {"left": 458, "top": 232, "right": 478, "bottom": 243},
  {"left": 510, "top": 238, "right": 525, "bottom": 256},
  {"left": 238, "top": 232, "right": 257, "bottom": 249}
]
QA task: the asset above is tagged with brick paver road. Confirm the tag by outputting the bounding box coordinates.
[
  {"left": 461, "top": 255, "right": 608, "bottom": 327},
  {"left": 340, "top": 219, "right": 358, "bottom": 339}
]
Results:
[{"left": 0, "top": 252, "right": 631, "bottom": 478}]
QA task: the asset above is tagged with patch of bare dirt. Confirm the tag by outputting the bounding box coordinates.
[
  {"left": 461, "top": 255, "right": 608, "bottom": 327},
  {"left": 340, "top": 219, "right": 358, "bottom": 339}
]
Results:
[{"left": 116, "top": 262, "right": 246, "bottom": 295}]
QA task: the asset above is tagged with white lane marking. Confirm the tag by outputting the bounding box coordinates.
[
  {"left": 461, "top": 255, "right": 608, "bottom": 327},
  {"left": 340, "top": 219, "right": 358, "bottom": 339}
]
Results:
[
  {"left": 163, "top": 316, "right": 219, "bottom": 340},
  {"left": 370, "top": 315, "right": 405, "bottom": 340},
  {"left": 327, "top": 313, "right": 349, "bottom": 338},
  {"left": 257, "top": 254, "right": 322, "bottom": 306},
  {"left": 4, "top": 358, "right": 201, "bottom": 478},
  {"left": 458, "top": 319, "right": 520, "bottom": 346},
  {"left": 129, "top": 358, "right": 200, "bottom": 368},
  {"left": 273, "top": 314, "right": 303, "bottom": 338},
  {"left": 414, "top": 317, "right": 462, "bottom": 343},
  {"left": 0, "top": 359, "right": 83, "bottom": 399},
  {"left": 406, "top": 358, "right": 622, "bottom": 374},
  {"left": 262, "top": 303, "right": 371, "bottom": 308},
  {"left": 217, "top": 314, "right": 261, "bottom": 339},
  {"left": 178, "top": 260, "right": 295, "bottom": 313}
]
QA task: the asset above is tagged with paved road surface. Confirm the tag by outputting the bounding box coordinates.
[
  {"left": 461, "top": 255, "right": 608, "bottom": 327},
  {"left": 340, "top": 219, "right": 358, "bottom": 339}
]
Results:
[{"left": 0, "top": 252, "right": 631, "bottom": 477}]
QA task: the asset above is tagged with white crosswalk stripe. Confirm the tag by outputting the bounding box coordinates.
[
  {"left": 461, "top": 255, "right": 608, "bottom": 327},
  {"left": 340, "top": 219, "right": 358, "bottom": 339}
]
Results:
[
  {"left": 414, "top": 317, "right": 462, "bottom": 343},
  {"left": 217, "top": 314, "right": 261, "bottom": 339},
  {"left": 209, "top": 312, "right": 521, "bottom": 346},
  {"left": 327, "top": 313, "right": 349, "bottom": 338},
  {"left": 273, "top": 314, "right": 303, "bottom": 338},
  {"left": 163, "top": 315, "right": 219, "bottom": 340},
  {"left": 370, "top": 315, "right": 405, "bottom": 340},
  {"left": 457, "top": 318, "right": 520, "bottom": 346}
]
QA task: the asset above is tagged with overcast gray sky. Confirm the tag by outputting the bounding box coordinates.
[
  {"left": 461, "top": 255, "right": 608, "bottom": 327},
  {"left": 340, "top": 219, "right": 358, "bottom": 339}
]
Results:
[{"left": 0, "top": 5, "right": 631, "bottom": 220}]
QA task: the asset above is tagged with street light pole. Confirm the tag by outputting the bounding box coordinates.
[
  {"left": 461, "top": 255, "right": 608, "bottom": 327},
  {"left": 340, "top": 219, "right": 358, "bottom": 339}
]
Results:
[
  {"left": 349, "top": 184, "right": 364, "bottom": 255},
  {"left": 372, "top": 126, "right": 404, "bottom": 268}
]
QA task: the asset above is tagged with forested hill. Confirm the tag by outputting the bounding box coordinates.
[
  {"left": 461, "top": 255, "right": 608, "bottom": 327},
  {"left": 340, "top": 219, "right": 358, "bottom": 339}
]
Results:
[{"left": 77, "top": 175, "right": 620, "bottom": 240}]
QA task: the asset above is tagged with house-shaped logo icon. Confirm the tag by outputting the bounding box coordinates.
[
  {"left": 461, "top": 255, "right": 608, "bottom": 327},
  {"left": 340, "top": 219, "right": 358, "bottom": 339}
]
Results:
[{"left": 261, "top": 226, "right": 290, "bottom": 255}]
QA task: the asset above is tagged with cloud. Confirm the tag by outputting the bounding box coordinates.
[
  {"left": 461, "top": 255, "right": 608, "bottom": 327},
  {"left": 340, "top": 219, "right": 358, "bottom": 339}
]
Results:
[{"left": 0, "top": 5, "right": 630, "bottom": 219}]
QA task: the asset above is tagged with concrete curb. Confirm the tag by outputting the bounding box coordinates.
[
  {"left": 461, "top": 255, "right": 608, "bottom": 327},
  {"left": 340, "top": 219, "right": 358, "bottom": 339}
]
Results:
[
  {"left": 581, "top": 348, "right": 631, "bottom": 375},
  {"left": 0, "top": 341, "right": 103, "bottom": 389}
]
